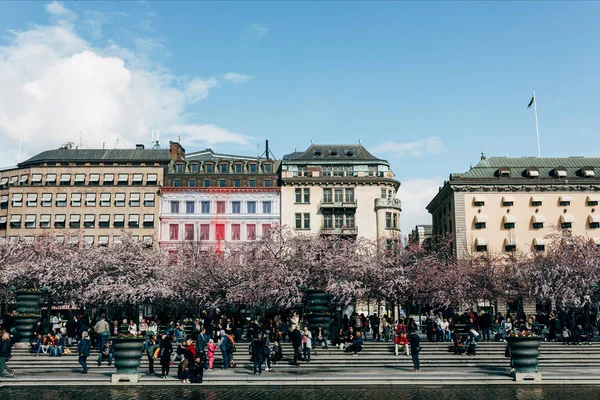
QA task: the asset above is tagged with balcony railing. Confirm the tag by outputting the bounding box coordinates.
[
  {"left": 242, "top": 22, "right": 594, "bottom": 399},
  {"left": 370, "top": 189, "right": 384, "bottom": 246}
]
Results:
[
  {"left": 319, "top": 200, "right": 358, "bottom": 209},
  {"left": 374, "top": 197, "right": 402, "bottom": 210},
  {"left": 320, "top": 225, "right": 358, "bottom": 235}
]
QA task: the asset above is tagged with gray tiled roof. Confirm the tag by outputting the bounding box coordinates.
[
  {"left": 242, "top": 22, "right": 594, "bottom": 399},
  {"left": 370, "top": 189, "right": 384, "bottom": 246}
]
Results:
[
  {"left": 456, "top": 157, "right": 600, "bottom": 180},
  {"left": 283, "top": 144, "right": 387, "bottom": 164},
  {"left": 19, "top": 149, "right": 172, "bottom": 166},
  {"left": 186, "top": 148, "right": 274, "bottom": 162}
]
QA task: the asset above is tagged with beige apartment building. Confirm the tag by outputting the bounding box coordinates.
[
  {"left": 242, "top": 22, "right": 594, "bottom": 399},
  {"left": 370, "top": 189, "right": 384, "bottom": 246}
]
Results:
[
  {"left": 427, "top": 155, "right": 600, "bottom": 258},
  {"left": 0, "top": 145, "right": 171, "bottom": 246},
  {"left": 280, "top": 144, "right": 401, "bottom": 244}
]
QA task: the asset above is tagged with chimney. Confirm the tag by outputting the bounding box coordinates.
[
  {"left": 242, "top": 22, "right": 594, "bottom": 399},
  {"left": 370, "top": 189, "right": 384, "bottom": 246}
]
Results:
[
  {"left": 481, "top": 152, "right": 486, "bottom": 160},
  {"left": 169, "top": 140, "right": 186, "bottom": 160},
  {"left": 136, "top": 144, "right": 145, "bottom": 150}
]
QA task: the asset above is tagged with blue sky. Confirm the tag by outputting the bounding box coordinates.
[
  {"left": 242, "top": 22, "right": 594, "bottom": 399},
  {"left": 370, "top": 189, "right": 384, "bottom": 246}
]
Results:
[{"left": 0, "top": 1, "right": 599, "bottom": 230}]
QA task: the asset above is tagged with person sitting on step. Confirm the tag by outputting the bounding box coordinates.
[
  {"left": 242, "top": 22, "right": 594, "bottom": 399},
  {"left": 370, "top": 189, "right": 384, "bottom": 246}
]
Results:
[{"left": 345, "top": 331, "right": 364, "bottom": 356}]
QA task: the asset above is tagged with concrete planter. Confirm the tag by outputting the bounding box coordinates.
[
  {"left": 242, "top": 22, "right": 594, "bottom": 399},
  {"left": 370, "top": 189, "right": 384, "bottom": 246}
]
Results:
[
  {"left": 305, "top": 289, "right": 332, "bottom": 338},
  {"left": 112, "top": 338, "right": 145, "bottom": 375},
  {"left": 13, "top": 316, "right": 39, "bottom": 343},
  {"left": 15, "top": 290, "right": 42, "bottom": 314},
  {"left": 506, "top": 337, "right": 541, "bottom": 374}
]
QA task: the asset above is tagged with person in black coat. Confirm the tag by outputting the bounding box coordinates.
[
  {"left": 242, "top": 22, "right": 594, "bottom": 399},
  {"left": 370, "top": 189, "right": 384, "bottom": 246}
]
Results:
[
  {"left": 250, "top": 334, "right": 264, "bottom": 375},
  {"left": 159, "top": 334, "right": 173, "bottom": 379},
  {"left": 77, "top": 332, "right": 91, "bottom": 373},
  {"left": 290, "top": 325, "right": 302, "bottom": 364},
  {"left": 271, "top": 341, "right": 283, "bottom": 365},
  {"left": 409, "top": 330, "right": 421, "bottom": 372},
  {"left": 66, "top": 316, "right": 78, "bottom": 345},
  {"left": 196, "top": 328, "right": 209, "bottom": 356},
  {"left": 0, "top": 332, "right": 15, "bottom": 378}
]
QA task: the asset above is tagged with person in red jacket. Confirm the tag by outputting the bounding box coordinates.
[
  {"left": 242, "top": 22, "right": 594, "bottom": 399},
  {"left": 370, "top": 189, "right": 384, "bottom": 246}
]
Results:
[{"left": 394, "top": 332, "right": 410, "bottom": 356}]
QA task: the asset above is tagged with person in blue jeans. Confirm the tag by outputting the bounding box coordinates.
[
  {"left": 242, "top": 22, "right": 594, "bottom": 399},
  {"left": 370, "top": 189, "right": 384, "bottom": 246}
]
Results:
[
  {"left": 78, "top": 332, "right": 91, "bottom": 373},
  {"left": 218, "top": 331, "right": 230, "bottom": 369},
  {"left": 409, "top": 330, "right": 421, "bottom": 372}
]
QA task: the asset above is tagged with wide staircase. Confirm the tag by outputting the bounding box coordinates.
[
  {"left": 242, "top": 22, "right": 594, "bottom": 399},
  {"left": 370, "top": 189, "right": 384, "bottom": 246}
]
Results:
[{"left": 5, "top": 339, "right": 600, "bottom": 385}]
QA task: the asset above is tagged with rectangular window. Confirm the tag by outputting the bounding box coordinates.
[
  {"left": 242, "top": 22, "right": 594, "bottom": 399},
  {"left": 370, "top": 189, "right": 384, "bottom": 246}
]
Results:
[
  {"left": 115, "top": 193, "right": 126, "bottom": 207},
  {"left": 345, "top": 214, "right": 355, "bottom": 229},
  {"left": 304, "top": 188, "right": 310, "bottom": 203},
  {"left": 502, "top": 201, "right": 514, "bottom": 207},
  {"left": 323, "top": 213, "right": 333, "bottom": 229},
  {"left": 264, "top": 164, "right": 272, "bottom": 173},
  {"left": 531, "top": 201, "right": 542, "bottom": 207},
  {"left": 170, "top": 201, "right": 180, "bottom": 214},
  {"left": 386, "top": 212, "right": 392, "bottom": 229},
  {"left": 334, "top": 213, "right": 343, "bottom": 229},
  {"left": 504, "top": 223, "right": 515, "bottom": 229},
  {"left": 392, "top": 213, "right": 398, "bottom": 229},
  {"left": 505, "top": 245, "right": 516, "bottom": 252},
  {"left": 249, "top": 164, "right": 257, "bottom": 173},
  {"left": 263, "top": 201, "right": 272, "bottom": 214},
  {"left": 118, "top": 173, "right": 128, "bottom": 185},
  {"left": 220, "top": 164, "right": 228, "bottom": 173},
  {"left": 113, "top": 214, "right": 125, "bottom": 228},
  {"left": 533, "top": 222, "right": 544, "bottom": 229},
  {"left": 89, "top": 173, "right": 100, "bottom": 186},
  {"left": 85, "top": 193, "right": 96, "bottom": 207},
  {"left": 56, "top": 193, "right": 67, "bottom": 207},
  {"left": 589, "top": 201, "right": 599, "bottom": 206},
  {"left": 205, "top": 164, "right": 213, "bottom": 173},
  {"left": 31, "top": 174, "right": 42, "bottom": 185},
  {"left": 204, "top": 179, "right": 211, "bottom": 187},
  {"left": 10, "top": 215, "right": 22, "bottom": 228},
  {"left": 561, "top": 222, "right": 572, "bottom": 229},
  {"left": 559, "top": 201, "right": 570, "bottom": 206},
  {"left": 69, "top": 214, "right": 80, "bottom": 228},
  {"left": 200, "top": 224, "right": 210, "bottom": 240},
  {"left": 345, "top": 188, "right": 354, "bottom": 203},
  {"left": 190, "top": 164, "right": 198, "bottom": 173},
  {"left": 474, "top": 201, "right": 485, "bottom": 207},
  {"left": 100, "top": 193, "right": 111, "bottom": 207},
  {"left": 323, "top": 188, "right": 332, "bottom": 203},
  {"left": 231, "top": 224, "right": 241, "bottom": 240},
  {"left": 176, "top": 164, "right": 184, "bottom": 173},
  {"left": 235, "top": 164, "right": 242, "bottom": 173},
  {"left": 186, "top": 201, "right": 195, "bottom": 214},
  {"left": 144, "top": 193, "right": 155, "bottom": 207},
  {"left": 71, "top": 193, "right": 82, "bottom": 207},
  {"left": 381, "top": 189, "right": 387, "bottom": 199},
  {"left": 201, "top": 201, "right": 210, "bottom": 214},
  {"left": 103, "top": 173, "right": 114, "bottom": 186},
  {"left": 25, "top": 214, "right": 36, "bottom": 229},
  {"left": 262, "top": 224, "right": 272, "bottom": 236},
  {"left": 45, "top": 174, "right": 56, "bottom": 186},
  {"left": 295, "top": 189, "right": 302, "bottom": 203},
  {"left": 303, "top": 213, "right": 310, "bottom": 229},
  {"left": 26, "top": 193, "right": 38, "bottom": 207},
  {"left": 147, "top": 173, "right": 158, "bottom": 186},
  {"left": 534, "top": 245, "right": 545, "bottom": 251},
  {"left": 174, "top": 179, "right": 181, "bottom": 187},
  {"left": 247, "top": 224, "right": 256, "bottom": 240},
  {"left": 264, "top": 179, "right": 271, "bottom": 187},
  {"left": 217, "top": 201, "right": 226, "bottom": 214},
  {"left": 169, "top": 224, "right": 179, "bottom": 241},
  {"left": 295, "top": 213, "right": 302, "bottom": 229},
  {"left": 589, "top": 222, "right": 600, "bottom": 229},
  {"left": 247, "top": 201, "right": 256, "bottom": 214},
  {"left": 476, "top": 245, "right": 488, "bottom": 252},
  {"left": 99, "top": 214, "right": 110, "bottom": 228},
  {"left": 185, "top": 224, "right": 194, "bottom": 240},
  {"left": 74, "top": 174, "right": 85, "bottom": 186},
  {"left": 143, "top": 214, "right": 154, "bottom": 228},
  {"left": 218, "top": 179, "right": 226, "bottom": 187},
  {"left": 216, "top": 224, "right": 225, "bottom": 240},
  {"left": 188, "top": 179, "right": 196, "bottom": 187},
  {"left": 334, "top": 189, "right": 343, "bottom": 203},
  {"left": 54, "top": 214, "right": 66, "bottom": 228},
  {"left": 475, "top": 222, "right": 486, "bottom": 229},
  {"left": 84, "top": 214, "right": 95, "bottom": 228},
  {"left": 12, "top": 193, "right": 23, "bottom": 207},
  {"left": 249, "top": 179, "right": 256, "bottom": 187},
  {"left": 233, "top": 179, "right": 240, "bottom": 187},
  {"left": 132, "top": 174, "right": 143, "bottom": 185},
  {"left": 232, "top": 201, "right": 241, "bottom": 214}
]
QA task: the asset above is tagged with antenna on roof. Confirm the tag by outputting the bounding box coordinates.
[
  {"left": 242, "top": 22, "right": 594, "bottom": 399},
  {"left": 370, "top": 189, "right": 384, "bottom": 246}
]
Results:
[
  {"left": 310, "top": 139, "right": 314, "bottom": 144},
  {"left": 258, "top": 140, "right": 276, "bottom": 160},
  {"left": 358, "top": 139, "right": 362, "bottom": 145},
  {"left": 80, "top": 131, "right": 83, "bottom": 149}
]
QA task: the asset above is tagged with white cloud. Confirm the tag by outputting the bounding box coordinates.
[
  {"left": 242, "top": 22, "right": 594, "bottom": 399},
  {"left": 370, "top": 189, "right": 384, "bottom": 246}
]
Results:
[
  {"left": 0, "top": 4, "right": 251, "bottom": 167},
  {"left": 398, "top": 178, "right": 443, "bottom": 234},
  {"left": 223, "top": 72, "right": 253, "bottom": 84},
  {"left": 45, "top": 1, "right": 74, "bottom": 18},
  {"left": 247, "top": 23, "right": 268, "bottom": 38},
  {"left": 373, "top": 136, "right": 446, "bottom": 157}
]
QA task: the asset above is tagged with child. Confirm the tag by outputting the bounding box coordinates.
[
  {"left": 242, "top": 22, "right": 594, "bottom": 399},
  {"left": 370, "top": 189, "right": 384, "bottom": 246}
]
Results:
[{"left": 206, "top": 339, "right": 216, "bottom": 371}]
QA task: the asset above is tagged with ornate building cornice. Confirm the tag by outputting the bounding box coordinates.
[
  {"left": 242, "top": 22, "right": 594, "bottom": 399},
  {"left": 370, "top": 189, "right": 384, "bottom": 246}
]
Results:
[{"left": 451, "top": 183, "right": 600, "bottom": 192}]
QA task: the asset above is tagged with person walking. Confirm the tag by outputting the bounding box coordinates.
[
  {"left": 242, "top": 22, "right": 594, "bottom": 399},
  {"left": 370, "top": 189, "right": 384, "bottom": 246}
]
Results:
[
  {"left": 146, "top": 335, "right": 159, "bottom": 375},
  {"left": 250, "top": 334, "right": 264, "bottom": 375},
  {"left": 218, "top": 330, "right": 230, "bottom": 369},
  {"left": 0, "top": 332, "right": 15, "bottom": 379},
  {"left": 94, "top": 316, "right": 110, "bottom": 357},
  {"left": 206, "top": 339, "right": 216, "bottom": 371},
  {"left": 159, "top": 333, "right": 173, "bottom": 379},
  {"left": 409, "top": 330, "right": 421, "bottom": 372},
  {"left": 78, "top": 332, "right": 91, "bottom": 373}
]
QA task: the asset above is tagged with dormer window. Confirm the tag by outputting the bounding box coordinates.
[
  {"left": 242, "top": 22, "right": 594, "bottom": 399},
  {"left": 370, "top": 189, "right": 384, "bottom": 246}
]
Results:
[
  {"left": 205, "top": 164, "right": 213, "bottom": 173},
  {"left": 346, "top": 150, "right": 354, "bottom": 156},
  {"left": 526, "top": 167, "right": 539, "bottom": 178},
  {"left": 330, "top": 149, "right": 338, "bottom": 156},
  {"left": 175, "top": 164, "right": 184, "bottom": 173},
  {"left": 314, "top": 149, "right": 322, "bottom": 157},
  {"left": 581, "top": 167, "right": 595, "bottom": 177},
  {"left": 497, "top": 167, "right": 511, "bottom": 178},
  {"left": 553, "top": 167, "right": 567, "bottom": 178},
  {"left": 220, "top": 163, "right": 228, "bottom": 173}
]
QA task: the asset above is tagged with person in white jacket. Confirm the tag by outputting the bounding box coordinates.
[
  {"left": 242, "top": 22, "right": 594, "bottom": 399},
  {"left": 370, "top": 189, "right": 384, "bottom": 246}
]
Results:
[{"left": 301, "top": 326, "right": 312, "bottom": 362}]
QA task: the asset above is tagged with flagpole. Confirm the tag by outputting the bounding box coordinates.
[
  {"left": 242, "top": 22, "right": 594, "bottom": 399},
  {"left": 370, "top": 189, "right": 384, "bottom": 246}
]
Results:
[{"left": 533, "top": 89, "right": 540, "bottom": 158}]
